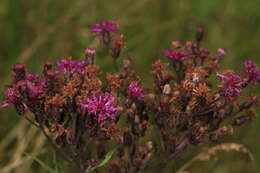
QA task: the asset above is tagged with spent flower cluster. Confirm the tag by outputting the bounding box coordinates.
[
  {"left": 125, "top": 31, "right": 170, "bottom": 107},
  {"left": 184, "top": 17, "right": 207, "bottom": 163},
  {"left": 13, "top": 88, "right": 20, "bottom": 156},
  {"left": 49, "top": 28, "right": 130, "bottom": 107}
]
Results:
[{"left": 0, "top": 20, "right": 259, "bottom": 173}]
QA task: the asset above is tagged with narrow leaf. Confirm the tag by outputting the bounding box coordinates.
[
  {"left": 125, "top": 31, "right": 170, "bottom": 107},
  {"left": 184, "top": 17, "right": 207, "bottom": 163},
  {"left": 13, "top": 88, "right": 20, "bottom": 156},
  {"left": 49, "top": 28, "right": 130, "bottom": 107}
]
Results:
[
  {"left": 53, "top": 152, "right": 59, "bottom": 172},
  {"left": 89, "top": 146, "right": 118, "bottom": 172},
  {"left": 23, "top": 152, "right": 58, "bottom": 173}
]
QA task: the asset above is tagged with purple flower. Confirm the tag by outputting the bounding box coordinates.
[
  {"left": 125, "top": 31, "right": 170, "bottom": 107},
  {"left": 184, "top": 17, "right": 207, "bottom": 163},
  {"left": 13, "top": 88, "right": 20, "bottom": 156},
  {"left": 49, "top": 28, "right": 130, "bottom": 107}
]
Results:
[
  {"left": 55, "top": 58, "right": 85, "bottom": 74},
  {"left": 26, "top": 81, "right": 44, "bottom": 99},
  {"left": 241, "top": 60, "right": 260, "bottom": 84},
  {"left": 128, "top": 82, "right": 144, "bottom": 100},
  {"left": 0, "top": 88, "right": 22, "bottom": 108},
  {"left": 90, "top": 20, "right": 118, "bottom": 35},
  {"left": 82, "top": 92, "right": 120, "bottom": 123},
  {"left": 216, "top": 72, "right": 243, "bottom": 97},
  {"left": 163, "top": 49, "right": 195, "bottom": 62},
  {"left": 24, "top": 73, "right": 46, "bottom": 99}
]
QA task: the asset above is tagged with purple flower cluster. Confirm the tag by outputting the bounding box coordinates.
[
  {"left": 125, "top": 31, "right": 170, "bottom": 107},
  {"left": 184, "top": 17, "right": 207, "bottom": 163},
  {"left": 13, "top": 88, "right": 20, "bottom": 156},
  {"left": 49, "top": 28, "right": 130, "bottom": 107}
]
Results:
[
  {"left": 55, "top": 58, "right": 85, "bottom": 74},
  {"left": 216, "top": 72, "right": 244, "bottom": 97},
  {"left": 0, "top": 63, "right": 47, "bottom": 111},
  {"left": 163, "top": 40, "right": 195, "bottom": 62},
  {"left": 25, "top": 73, "right": 46, "bottom": 99},
  {"left": 128, "top": 82, "right": 144, "bottom": 100},
  {"left": 82, "top": 92, "right": 120, "bottom": 123},
  {"left": 241, "top": 60, "right": 260, "bottom": 84},
  {"left": 90, "top": 20, "right": 118, "bottom": 35},
  {"left": 0, "top": 88, "right": 22, "bottom": 108}
]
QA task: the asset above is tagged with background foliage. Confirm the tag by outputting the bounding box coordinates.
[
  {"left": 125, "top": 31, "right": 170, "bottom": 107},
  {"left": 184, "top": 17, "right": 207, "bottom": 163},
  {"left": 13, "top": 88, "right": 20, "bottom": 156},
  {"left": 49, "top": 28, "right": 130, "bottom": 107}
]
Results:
[{"left": 0, "top": 0, "right": 259, "bottom": 172}]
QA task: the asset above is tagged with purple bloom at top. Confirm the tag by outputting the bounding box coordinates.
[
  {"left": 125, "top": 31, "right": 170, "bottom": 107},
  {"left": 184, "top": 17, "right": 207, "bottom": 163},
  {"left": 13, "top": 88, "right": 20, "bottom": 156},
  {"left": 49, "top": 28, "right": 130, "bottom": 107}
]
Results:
[
  {"left": 12, "top": 72, "right": 46, "bottom": 100},
  {"left": 55, "top": 58, "right": 85, "bottom": 75},
  {"left": 26, "top": 80, "right": 45, "bottom": 99},
  {"left": 241, "top": 60, "right": 260, "bottom": 84},
  {"left": 0, "top": 88, "right": 22, "bottom": 108},
  {"left": 163, "top": 49, "right": 195, "bottom": 62},
  {"left": 91, "top": 20, "right": 118, "bottom": 35},
  {"left": 128, "top": 82, "right": 144, "bottom": 100},
  {"left": 24, "top": 73, "right": 46, "bottom": 99},
  {"left": 216, "top": 72, "right": 244, "bottom": 97},
  {"left": 82, "top": 92, "right": 121, "bottom": 123}
]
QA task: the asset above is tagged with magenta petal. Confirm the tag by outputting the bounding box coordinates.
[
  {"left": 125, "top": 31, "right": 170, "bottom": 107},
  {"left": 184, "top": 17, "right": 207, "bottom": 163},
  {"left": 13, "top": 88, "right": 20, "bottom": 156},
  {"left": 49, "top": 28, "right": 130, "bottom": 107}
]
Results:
[
  {"left": 216, "top": 73, "right": 227, "bottom": 79},
  {"left": 23, "top": 103, "right": 28, "bottom": 111},
  {"left": 163, "top": 50, "right": 172, "bottom": 59},
  {"left": 0, "top": 103, "right": 10, "bottom": 109},
  {"left": 91, "top": 24, "right": 102, "bottom": 34},
  {"left": 128, "top": 82, "right": 144, "bottom": 100}
]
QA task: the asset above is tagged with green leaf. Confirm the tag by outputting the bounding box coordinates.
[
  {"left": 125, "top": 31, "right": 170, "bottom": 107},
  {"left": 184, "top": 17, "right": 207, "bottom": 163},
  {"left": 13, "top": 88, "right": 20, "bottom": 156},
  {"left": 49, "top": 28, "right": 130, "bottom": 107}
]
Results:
[
  {"left": 23, "top": 152, "right": 59, "bottom": 173},
  {"left": 53, "top": 152, "right": 59, "bottom": 172},
  {"left": 88, "top": 146, "right": 118, "bottom": 172}
]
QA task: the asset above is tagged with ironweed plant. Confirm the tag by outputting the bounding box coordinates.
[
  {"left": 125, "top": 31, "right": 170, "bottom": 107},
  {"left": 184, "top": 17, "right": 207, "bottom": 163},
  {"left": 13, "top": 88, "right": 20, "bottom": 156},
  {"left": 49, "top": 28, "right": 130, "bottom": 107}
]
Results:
[{"left": 1, "top": 21, "right": 260, "bottom": 173}]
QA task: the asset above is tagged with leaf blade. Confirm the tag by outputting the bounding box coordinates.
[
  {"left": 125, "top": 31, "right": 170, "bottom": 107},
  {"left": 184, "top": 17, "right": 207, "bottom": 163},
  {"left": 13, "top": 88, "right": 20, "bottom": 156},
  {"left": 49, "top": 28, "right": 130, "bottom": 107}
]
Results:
[
  {"left": 23, "top": 152, "right": 58, "bottom": 173},
  {"left": 88, "top": 145, "right": 118, "bottom": 172}
]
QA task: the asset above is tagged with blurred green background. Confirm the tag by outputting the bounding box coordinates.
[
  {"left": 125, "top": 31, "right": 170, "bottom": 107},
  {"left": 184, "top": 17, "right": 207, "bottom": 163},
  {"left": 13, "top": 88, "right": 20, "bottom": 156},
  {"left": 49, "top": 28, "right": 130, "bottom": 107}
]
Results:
[{"left": 0, "top": 0, "right": 260, "bottom": 172}]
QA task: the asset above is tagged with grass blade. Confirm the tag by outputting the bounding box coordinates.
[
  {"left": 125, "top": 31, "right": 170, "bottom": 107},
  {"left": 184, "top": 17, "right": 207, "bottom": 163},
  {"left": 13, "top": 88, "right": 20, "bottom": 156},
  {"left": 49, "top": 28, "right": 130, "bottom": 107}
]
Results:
[
  {"left": 88, "top": 146, "right": 118, "bottom": 172},
  {"left": 23, "top": 152, "right": 58, "bottom": 173}
]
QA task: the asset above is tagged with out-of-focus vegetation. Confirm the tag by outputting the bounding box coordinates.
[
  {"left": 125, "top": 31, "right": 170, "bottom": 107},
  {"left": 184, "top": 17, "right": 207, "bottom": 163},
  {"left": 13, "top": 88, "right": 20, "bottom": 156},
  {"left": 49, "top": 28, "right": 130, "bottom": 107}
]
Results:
[{"left": 0, "top": 0, "right": 259, "bottom": 172}]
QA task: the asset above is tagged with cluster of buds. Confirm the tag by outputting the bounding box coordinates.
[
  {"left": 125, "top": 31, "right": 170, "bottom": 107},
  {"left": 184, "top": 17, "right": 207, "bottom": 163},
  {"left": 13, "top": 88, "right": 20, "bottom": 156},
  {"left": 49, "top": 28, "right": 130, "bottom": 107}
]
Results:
[{"left": 0, "top": 21, "right": 259, "bottom": 173}]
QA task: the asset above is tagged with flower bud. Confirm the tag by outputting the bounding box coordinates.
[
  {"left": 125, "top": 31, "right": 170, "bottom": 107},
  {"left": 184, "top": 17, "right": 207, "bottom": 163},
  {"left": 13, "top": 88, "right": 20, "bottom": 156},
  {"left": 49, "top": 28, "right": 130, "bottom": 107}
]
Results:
[
  {"left": 102, "top": 31, "right": 111, "bottom": 46},
  {"left": 172, "top": 40, "right": 181, "bottom": 48},
  {"left": 214, "top": 48, "right": 227, "bottom": 61},
  {"left": 196, "top": 27, "right": 204, "bottom": 43},
  {"left": 43, "top": 61, "right": 52, "bottom": 75},
  {"left": 123, "top": 128, "right": 132, "bottom": 146},
  {"left": 85, "top": 47, "right": 95, "bottom": 65},
  {"left": 13, "top": 63, "right": 26, "bottom": 81},
  {"left": 163, "top": 84, "right": 171, "bottom": 95}
]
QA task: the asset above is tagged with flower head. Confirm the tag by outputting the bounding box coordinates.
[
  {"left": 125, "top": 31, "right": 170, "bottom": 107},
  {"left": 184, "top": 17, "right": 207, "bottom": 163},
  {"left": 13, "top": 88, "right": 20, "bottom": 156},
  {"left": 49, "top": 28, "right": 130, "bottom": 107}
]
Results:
[
  {"left": 128, "top": 82, "right": 144, "bottom": 100},
  {"left": 0, "top": 88, "right": 22, "bottom": 108},
  {"left": 23, "top": 73, "right": 46, "bottom": 99},
  {"left": 163, "top": 49, "right": 194, "bottom": 62},
  {"left": 216, "top": 72, "right": 243, "bottom": 97},
  {"left": 55, "top": 58, "right": 85, "bottom": 74},
  {"left": 90, "top": 20, "right": 118, "bottom": 35},
  {"left": 241, "top": 60, "right": 260, "bottom": 84},
  {"left": 82, "top": 92, "right": 120, "bottom": 123}
]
